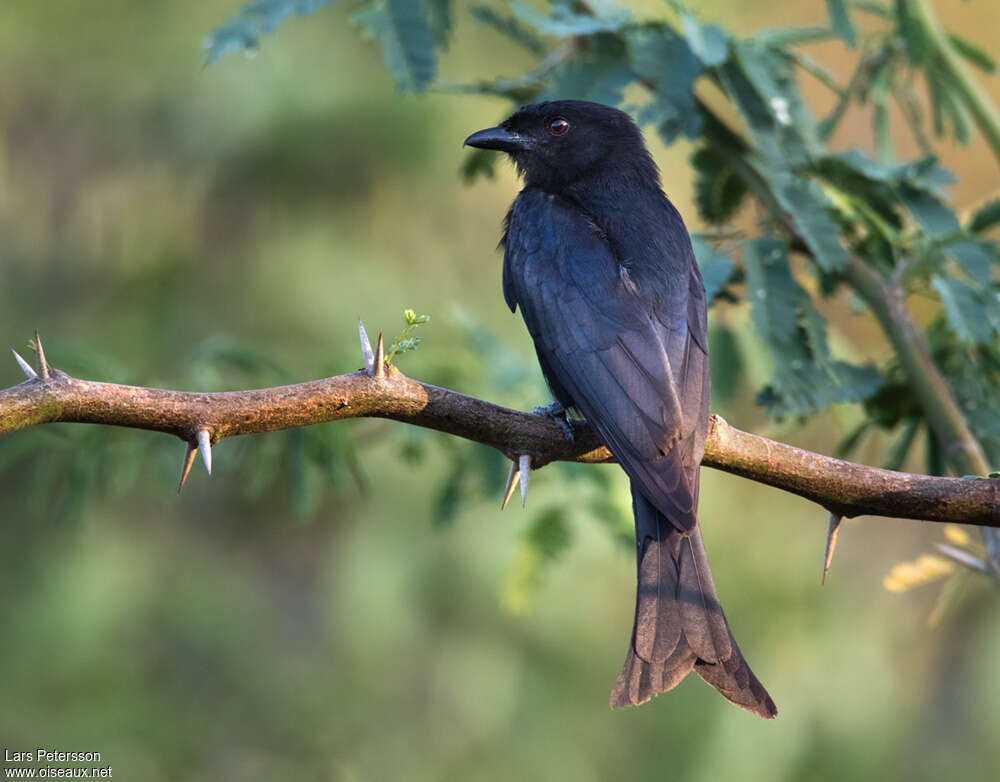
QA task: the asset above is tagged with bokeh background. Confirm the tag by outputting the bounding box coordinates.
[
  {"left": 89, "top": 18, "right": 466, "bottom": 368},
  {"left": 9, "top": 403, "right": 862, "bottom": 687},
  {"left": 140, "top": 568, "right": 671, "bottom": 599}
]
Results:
[{"left": 2, "top": 1, "right": 999, "bottom": 780}]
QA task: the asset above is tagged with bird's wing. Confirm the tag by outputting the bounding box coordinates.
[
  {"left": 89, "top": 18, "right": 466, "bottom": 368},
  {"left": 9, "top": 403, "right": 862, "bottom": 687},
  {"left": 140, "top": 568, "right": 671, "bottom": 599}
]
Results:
[{"left": 503, "top": 189, "right": 709, "bottom": 533}]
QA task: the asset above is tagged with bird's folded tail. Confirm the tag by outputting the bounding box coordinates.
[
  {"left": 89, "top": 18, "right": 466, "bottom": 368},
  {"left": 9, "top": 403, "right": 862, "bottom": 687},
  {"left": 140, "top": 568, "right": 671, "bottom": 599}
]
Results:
[{"left": 610, "top": 488, "right": 777, "bottom": 718}]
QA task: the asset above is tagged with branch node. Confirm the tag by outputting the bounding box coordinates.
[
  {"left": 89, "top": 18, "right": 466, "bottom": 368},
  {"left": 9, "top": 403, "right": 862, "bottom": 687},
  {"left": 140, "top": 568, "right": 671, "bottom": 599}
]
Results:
[
  {"left": 822, "top": 512, "right": 843, "bottom": 585},
  {"left": 177, "top": 441, "right": 198, "bottom": 493},
  {"left": 34, "top": 331, "right": 50, "bottom": 381},
  {"left": 196, "top": 429, "right": 213, "bottom": 475},
  {"left": 358, "top": 318, "right": 375, "bottom": 374},
  {"left": 375, "top": 332, "right": 385, "bottom": 379},
  {"left": 11, "top": 349, "right": 37, "bottom": 380}
]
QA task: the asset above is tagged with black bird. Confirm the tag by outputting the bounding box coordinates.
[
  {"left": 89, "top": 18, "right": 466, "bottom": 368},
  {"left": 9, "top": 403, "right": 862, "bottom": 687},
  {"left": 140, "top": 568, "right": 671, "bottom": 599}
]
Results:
[{"left": 465, "top": 100, "right": 776, "bottom": 718}]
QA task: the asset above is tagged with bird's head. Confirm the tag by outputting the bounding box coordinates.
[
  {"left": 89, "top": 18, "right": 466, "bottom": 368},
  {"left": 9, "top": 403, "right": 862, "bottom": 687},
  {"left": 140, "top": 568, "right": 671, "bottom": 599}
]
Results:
[{"left": 464, "top": 100, "right": 656, "bottom": 192}]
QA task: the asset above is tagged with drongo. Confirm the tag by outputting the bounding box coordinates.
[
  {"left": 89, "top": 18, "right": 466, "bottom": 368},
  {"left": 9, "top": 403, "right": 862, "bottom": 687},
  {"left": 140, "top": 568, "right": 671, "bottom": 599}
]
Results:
[{"left": 465, "top": 100, "right": 776, "bottom": 718}]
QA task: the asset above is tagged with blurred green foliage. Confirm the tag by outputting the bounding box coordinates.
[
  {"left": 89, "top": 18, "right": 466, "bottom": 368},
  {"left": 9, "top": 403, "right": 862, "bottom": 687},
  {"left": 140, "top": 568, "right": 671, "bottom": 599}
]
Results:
[{"left": 2, "top": 1, "right": 1000, "bottom": 780}]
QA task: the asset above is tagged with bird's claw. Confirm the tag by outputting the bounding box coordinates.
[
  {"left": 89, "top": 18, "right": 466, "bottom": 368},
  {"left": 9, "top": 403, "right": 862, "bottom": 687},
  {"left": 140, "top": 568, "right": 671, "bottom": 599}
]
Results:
[{"left": 533, "top": 400, "right": 575, "bottom": 441}]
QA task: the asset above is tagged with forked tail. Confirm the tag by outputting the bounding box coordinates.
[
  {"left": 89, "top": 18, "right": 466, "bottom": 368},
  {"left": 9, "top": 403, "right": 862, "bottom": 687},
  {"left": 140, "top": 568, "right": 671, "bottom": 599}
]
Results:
[{"left": 610, "top": 488, "right": 777, "bottom": 718}]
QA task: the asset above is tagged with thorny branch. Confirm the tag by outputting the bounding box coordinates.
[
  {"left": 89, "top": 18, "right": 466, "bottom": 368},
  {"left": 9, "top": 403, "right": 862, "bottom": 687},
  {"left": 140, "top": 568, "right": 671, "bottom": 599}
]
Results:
[{"left": 1, "top": 330, "right": 998, "bottom": 528}]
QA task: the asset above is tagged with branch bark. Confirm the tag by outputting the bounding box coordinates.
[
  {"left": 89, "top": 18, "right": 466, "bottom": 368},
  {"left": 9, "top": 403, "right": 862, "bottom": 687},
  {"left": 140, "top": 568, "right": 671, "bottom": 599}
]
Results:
[{"left": 1, "top": 353, "right": 997, "bottom": 527}]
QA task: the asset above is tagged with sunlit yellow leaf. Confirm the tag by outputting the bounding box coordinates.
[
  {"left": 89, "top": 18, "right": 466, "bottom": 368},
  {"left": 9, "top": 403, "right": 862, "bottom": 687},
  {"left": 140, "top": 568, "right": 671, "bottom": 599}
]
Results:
[
  {"left": 943, "top": 524, "right": 971, "bottom": 546},
  {"left": 883, "top": 554, "right": 954, "bottom": 593}
]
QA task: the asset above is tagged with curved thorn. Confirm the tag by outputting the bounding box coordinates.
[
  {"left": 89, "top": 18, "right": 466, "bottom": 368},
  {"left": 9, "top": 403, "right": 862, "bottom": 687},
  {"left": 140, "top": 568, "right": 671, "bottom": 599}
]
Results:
[
  {"left": 358, "top": 318, "right": 375, "bottom": 374},
  {"left": 197, "top": 429, "right": 213, "bottom": 475},
  {"left": 822, "top": 512, "right": 843, "bottom": 584},
  {"left": 12, "top": 349, "right": 37, "bottom": 380},
  {"left": 519, "top": 453, "right": 531, "bottom": 508},
  {"left": 177, "top": 441, "right": 197, "bottom": 493},
  {"left": 501, "top": 461, "right": 521, "bottom": 510},
  {"left": 375, "top": 332, "right": 385, "bottom": 379},
  {"left": 34, "top": 331, "right": 50, "bottom": 381}
]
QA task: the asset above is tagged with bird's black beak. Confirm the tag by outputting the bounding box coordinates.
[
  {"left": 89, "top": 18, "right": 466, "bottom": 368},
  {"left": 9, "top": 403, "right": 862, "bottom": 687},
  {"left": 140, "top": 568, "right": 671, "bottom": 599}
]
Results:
[{"left": 463, "top": 125, "right": 533, "bottom": 153}]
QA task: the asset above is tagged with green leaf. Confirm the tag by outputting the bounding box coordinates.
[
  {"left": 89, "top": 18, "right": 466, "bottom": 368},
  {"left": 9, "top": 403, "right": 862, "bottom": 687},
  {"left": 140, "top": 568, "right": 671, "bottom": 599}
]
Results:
[
  {"left": 885, "top": 418, "right": 920, "bottom": 471},
  {"left": 755, "top": 27, "right": 835, "bottom": 48},
  {"left": 928, "top": 66, "right": 972, "bottom": 144},
  {"left": 681, "top": 14, "right": 729, "bottom": 66},
  {"left": 432, "top": 455, "right": 469, "bottom": 526},
  {"left": 826, "top": 0, "right": 857, "bottom": 47},
  {"left": 546, "top": 46, "right": 634, "bottom": 106},
  {"left": 386, "top": 308, "right": 430, "bottom": 363},
  {"left": 932, "top": 276, "right": 1000, "bottom": 344},
  {"left": 851, "top": 1, "right": 892, "bottom": 20},
  {"left": 629, "top": 29, "right": 703, "bottom": 142},
  {"left": 744, "top": 238, "right": 801, "bottom": 346},
  {"left": 744, "top": 238, "right": 881, "bottom": 416},
  {"left": 426, "top": 0, "right": 453, "bottom": 48},
  {"left": 948, "top": 32, "right": 996, "bottom": 74},
  {"left": 944, "top": 239, "right": 995, "bottom": 281},
  {"left": 708, "top": 324, "right": 744, "bottom": 405},
  {"left": 896, "top": 0, "right": 930, "bottom": 65},
  {"left": 925, "top": 427, "right": 946, "bottom": 476},
  {"left": 691, "top": 235, "right": 735, "bottom": 305},
  {"left": 733, "top": 40, "right": 787, "bottom": 111},
  {"left": 501, "top": 506, "right": 573, "bottom": 614},
  {"left": 452, "top": 75, "right": 542, "bottom": 103},
  {"left": 691, "top": 146, "right": 747, "bottom": 224},
  {"left": 353, "top": 0, "right": 437, "bottom": 93},
  {"left": 836, "top": 420, "right": 871, "bottom": 458},
  {"left": 525, "top": 506, "right": 572, "bottom": 559},
  {"left": 900, "top": 185, "right": 960, "bottom": 238},
  {"left": 204, "top": 0, "right": 336, "bottom": 64},
  {"left": 460, "top": 147, "right": 496, "bottom": 182},
  {"left": 892, "top": 156, "right": 956, "bottom": 191},
  {"left": 873, "top": 100, "right": 891, "bottom": 165},
  {"left": 827, "top": 149, "right": 895, "bottom": 181},
  {"left": 510, "top": 0, "right": 631, "bottom": 37},
  {"left": 724, "top": 41, "right": 815, "bottom": 164},
  {"left": 869, "top": 52, "right": 895, "bottom": 163},
  {"left": 969, "top": 198, "right": 1000, "bottom": 233},
  {"left": 469, "top": 5, "right": 546, "bottom": 55},
  {"left": 772, "top": 174, "right": 850, "bottom": 271}
]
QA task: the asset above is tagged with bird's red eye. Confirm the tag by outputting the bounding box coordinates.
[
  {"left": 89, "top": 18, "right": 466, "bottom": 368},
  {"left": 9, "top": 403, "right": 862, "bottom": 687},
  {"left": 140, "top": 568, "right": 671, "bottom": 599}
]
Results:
[{"left": 548, "top": 117, "right": 570, "bottom": 136}]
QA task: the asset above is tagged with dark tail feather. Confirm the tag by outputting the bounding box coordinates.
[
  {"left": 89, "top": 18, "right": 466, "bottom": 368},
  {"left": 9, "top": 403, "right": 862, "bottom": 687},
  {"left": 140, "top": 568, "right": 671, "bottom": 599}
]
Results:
[{"left": 610, "top": 489, "right": 777, "bottom": 719}]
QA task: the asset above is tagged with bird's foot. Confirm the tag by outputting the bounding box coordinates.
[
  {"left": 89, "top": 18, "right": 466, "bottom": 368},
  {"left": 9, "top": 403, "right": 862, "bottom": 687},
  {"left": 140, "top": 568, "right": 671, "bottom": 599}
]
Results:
[{"left": 533, "top": 400, "right": 575, "bottom": 441}]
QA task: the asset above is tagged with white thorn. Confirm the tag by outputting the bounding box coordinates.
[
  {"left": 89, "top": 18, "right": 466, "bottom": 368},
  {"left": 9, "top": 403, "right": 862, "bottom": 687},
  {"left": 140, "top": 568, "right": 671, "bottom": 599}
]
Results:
[
  {"left": 12, "top": 349, "right": 37, "bottom": 379},
  {"left": 935, "top": 543, "right": 988, "bottom": 573},
  {"left": 519, "top": 453, "right": 531, "bottom": 507},
  {"left": 197, "top": 430, "right": 213, "bottom": 475},
  {"left": 359, "top": 318, "right": 375, "bottom": 374}
]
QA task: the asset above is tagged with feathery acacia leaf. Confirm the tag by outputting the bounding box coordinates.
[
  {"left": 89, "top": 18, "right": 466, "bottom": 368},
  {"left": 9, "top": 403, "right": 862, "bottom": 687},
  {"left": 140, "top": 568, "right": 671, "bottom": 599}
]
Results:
[
  {"left": 204, "top": 0, "right": 336, "bottom": 64},
  {"left": 470, "top": 5, "right": 546, "bottom": 55},
  {"left": 745, "top": 239, "right": 880, "bottom": 415},
  {"left": 353, "top": 0, "right": 438, "bottom": 92},
  {"left": 510, "top": 0, "right": 631, "bottom": 37},
  {"left": 825, "top": 0, "right": 857, "bottom": 47},
  {"left": 692, "top": 147, "right": 748, "bottom": 224},
  {"left": 691, "top": 236, "right": 736, "bottom": 306}
]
